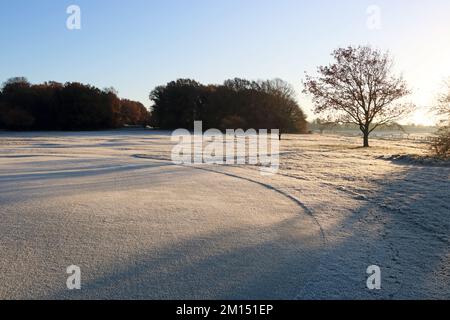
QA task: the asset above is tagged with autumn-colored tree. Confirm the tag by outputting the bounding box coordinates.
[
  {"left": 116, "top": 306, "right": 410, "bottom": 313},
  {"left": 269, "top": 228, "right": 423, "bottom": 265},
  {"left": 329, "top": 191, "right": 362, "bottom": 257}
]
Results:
[
  {"left": 120, "top": 99, "right": 150, "bottom": 126},
  {"left": 304, "top": 46, "right": 413, "bottom": 147},
  {"left": 0, "top": 77, "right": 146, "bottom": 130}
]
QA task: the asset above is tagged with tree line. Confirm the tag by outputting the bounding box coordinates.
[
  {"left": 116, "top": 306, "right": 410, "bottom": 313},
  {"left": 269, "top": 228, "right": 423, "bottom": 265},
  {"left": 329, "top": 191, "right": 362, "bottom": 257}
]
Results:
[
  {"left": 0, "top": 77, "right": 308, "bottom": 137},
  {"left": 0, "top": 77, "right": 150, "bottom": 130},
  {"left": 1, "top": 46, "right": 446, "bottom": 154},
  {"left": 149, "top": 78, "right": 308, "bottom": 138}
]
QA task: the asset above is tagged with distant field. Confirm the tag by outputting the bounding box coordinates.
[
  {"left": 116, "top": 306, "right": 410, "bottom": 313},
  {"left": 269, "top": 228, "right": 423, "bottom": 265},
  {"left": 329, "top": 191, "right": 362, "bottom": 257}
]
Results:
[{"left": 314, "top": 128, "right": 438, "bottom": 142}]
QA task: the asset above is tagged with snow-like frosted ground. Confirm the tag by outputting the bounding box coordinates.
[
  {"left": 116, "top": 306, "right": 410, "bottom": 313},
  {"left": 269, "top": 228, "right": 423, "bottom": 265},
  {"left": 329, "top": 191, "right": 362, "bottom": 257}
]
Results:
[{"left": 0, "top": 130, "right": 448, "bottom": 299}]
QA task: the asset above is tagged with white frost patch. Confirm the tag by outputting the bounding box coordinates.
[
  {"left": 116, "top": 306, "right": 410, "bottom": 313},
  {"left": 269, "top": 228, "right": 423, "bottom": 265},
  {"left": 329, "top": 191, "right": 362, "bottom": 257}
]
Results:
[{"left": 0, "top": 130, "right": 448, "bottom": 299}]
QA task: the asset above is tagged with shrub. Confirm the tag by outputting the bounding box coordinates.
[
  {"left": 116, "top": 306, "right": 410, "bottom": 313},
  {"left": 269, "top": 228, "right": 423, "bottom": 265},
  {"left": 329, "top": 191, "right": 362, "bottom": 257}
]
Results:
[{"left": 432, "top": 126, "right": 450, "bottom": 159}]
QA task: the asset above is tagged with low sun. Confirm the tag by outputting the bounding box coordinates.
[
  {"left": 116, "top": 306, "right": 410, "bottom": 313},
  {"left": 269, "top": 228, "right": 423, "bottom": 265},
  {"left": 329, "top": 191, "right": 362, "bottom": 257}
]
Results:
[{"left": 410, "top": 109, "right": 437, "bottom": 126}]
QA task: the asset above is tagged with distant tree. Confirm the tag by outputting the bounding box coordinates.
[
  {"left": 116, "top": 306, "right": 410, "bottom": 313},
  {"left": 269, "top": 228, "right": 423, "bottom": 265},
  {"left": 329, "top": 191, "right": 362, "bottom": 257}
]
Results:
[
  {"left": 57, "top": 82, "right": 119, "bottom": 130},
  {"left": 304, "top": 45, "right": 413, "bottom": 147},
  {"left": 313, "top": 117, "right": 338, "bottom": 134},
  {"left": 2, "top": 77, "right": 30, "bottom": 89},
  {"left": 149, "top": 79, "right": 205, "bottom": 130},
  {"left": 258, "top": 79, "right": 307, "bottom": 139},
  {"left": 120, "top": 99, "right": 150, "bottom": 126},
  {"left": 376, "top": 122, "right": 406, "bottom": 133},
  {"left": 221, "top": 78, "right": 307, "bottom": 137},
  {"left": 0, "top": 77, "right": 34, "bottom": 130}
]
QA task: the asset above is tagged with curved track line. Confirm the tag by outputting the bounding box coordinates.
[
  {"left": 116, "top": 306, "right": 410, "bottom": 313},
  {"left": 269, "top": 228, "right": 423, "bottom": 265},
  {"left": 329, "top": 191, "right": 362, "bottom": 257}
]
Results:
[
  {"left": 133, "top": 154, "right": 327, "bottom": 244},
  {"left": 193, "top": 165, "right": 328, "bottom": 244}
]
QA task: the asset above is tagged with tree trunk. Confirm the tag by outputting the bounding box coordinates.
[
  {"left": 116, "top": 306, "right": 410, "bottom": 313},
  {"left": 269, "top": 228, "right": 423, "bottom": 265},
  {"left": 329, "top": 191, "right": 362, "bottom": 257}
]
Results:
[{"left": 363, "top": 131, "right": 370, "bottom": 148}]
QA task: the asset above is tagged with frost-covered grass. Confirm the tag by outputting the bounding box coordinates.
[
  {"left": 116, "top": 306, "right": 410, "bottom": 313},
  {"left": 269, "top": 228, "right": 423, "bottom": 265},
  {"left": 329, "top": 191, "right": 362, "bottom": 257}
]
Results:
[{"left": 0, "top": 130, "right": 448, "bottom": 299}]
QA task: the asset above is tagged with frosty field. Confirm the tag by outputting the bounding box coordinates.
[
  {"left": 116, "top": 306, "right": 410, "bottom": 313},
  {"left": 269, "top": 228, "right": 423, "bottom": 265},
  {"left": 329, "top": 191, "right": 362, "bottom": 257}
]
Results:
[{"left": 0, "top": 130, "right": 448, "bottom": 299}]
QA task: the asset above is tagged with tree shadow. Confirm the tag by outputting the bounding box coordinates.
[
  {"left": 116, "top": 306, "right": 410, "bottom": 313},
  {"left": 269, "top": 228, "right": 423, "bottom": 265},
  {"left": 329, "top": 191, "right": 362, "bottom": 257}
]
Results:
[
  {"left": 7, "top": 162, "right": 449, "bottom": 300},
  {"left": 298, "top": 164, "right": 450, "bottom": 299},
  {"left": 43, "top": 216, "right": 324, "bottom": 300}
]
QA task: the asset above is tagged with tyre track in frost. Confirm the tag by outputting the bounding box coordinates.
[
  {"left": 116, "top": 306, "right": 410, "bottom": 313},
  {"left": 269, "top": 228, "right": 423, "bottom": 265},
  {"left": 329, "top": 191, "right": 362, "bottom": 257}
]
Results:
[
  {"left": 133, "top": 154, "right": 329, "bottom": 299},
  {"left": 133, "top": 154, "right": 328, "bottom": 244}
]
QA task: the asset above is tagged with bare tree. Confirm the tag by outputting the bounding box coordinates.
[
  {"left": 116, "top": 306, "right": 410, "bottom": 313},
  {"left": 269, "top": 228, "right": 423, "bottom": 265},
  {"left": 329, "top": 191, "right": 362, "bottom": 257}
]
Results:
[
  {"left": 435, "top": 79, "right": 450, "bottom": 122},
  {"left": 432, "top": 80, "right": 450, "bottom": 158},
  {"left": 313, "top": 117, "right": 339, "bottom": 134},
  {"left": 304, "top": 45, "right": 413, "bottom": 147}
]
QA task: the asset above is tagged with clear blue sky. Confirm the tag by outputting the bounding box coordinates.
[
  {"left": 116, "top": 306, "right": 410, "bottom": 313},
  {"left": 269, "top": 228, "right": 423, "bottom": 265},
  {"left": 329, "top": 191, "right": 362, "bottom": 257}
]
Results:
[{"left": 1, "top": 0, "right": 450, "bottom": 124}]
